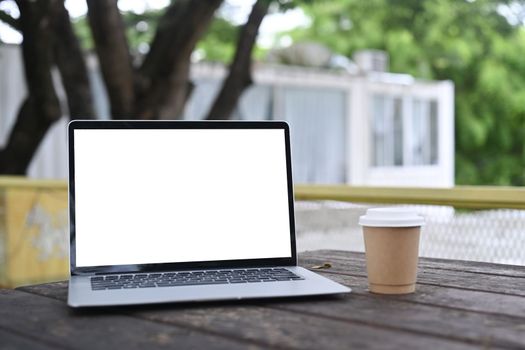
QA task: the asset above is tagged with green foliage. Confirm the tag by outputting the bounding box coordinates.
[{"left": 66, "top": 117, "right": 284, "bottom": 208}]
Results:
[
  {"left": 71, "top": 16, "right": 93, "bottom": 51},
  {"left": 72, "top": 10, "right": 163, "bottom": 55},
  {"left": 288, "top": 0, "right": 525, "bottom": 186},
  {"left": 196, "top": 0, "right": 307, "bottom": 62},
  {"left": 70, "top": 7, "right": 252, "bottom": 63},
  {"left": 122, "top": 10, "right": 162, "bottom": 55},
  {"left": 196, "top": 17, "right": 238, "bottom": 62}
]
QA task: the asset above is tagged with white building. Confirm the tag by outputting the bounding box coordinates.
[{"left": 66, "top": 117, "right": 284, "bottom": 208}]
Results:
[
  {"left": 0, "top": 44, "right": 454, "bottom": 186},
  {"left": 185, "top": 57, "right": 454, "bottom": 187}
]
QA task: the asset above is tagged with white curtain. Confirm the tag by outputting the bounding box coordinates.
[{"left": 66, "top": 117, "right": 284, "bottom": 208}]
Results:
[{"left": 276, "top": 87, "right": 346, "bottom": 184}]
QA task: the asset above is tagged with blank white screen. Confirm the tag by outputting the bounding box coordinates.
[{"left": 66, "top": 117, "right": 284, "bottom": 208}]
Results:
[{"left": 74, "top": 128, "right": 292, "bottom": 267}]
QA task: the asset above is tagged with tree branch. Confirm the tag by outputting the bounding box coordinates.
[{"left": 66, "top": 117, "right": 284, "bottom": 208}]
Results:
[
  {"left": 86, "top": 0, "right": 134, "bottom": 119},
  {"left": 0, "top": 9, "right": 20, "bottom": 31},
  {"left": 50, "top": 1, "right": 94, "bottom": 119},
  {"left": 0, "top": 0, "right": 61, "bottom": 174},
  {"left": 15, "top": 0, "right": 60, "bottom": 122},
  {"left": 0, "top": 98, "right": 50, "bottom": 174},
  {"left": 157, "top": 60, "right": 194, "bottom": 119},
  {"left": 206, "top": 0, "right": 269, "bottom": 120},
  {"left": 136, "top": 0, "right": 222, "bottom": 119}
]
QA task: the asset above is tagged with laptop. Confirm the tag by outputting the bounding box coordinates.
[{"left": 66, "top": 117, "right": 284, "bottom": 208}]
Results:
[{"left": 67, "top": 120, "right": 350, "bottom": 307}]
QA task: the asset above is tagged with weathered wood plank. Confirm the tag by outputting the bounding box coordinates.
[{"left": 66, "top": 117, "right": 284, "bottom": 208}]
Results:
[
  {"left": 133, "top": 301, "right": 480, "bottom": 350},
  {"left": 299, "top": 256, "right": 525, "bottom": 319},
  {"left": 269, "top": 293, "right": 525, "bottom": 349},
  {"left": 17, "top": 280, "right": 69, "bottom": 300},
  {"left": 0, "top": 289, "right": 261, "bottom": 350},
  {"left": 310, "top": 250, "right": 525, "bottom": 278},
  {"left": 18, "top": 283, "right": 481, "bottom": 350},
  {"left": 14, "top": 251, "right": 525, "bottom": 350},
  {"left": 301, "top": 252, "right": 525, "bottom": 296},
  {"left": 0, "top": 327, "right": 62, "bottom": 350}
]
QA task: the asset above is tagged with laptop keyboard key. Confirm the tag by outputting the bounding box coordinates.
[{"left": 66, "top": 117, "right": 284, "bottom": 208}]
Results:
[{"left": 91, "top": 268, "right": 303, "bottom": 290}]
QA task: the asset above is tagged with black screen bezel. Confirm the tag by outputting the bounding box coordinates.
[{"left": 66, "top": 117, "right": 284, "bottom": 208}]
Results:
[{"left": 68, "top": 120, "right": 297, "bottom": 275}]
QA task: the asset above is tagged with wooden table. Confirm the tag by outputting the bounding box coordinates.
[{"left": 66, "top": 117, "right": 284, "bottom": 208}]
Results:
[{"left": 1, "top": 250, "right": 524, "bottom": 349}]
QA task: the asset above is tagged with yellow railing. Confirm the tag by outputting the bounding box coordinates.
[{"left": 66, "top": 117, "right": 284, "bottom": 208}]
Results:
[
  {"left": 2, "top": 176, "right": 525, "bottom": 288},
  {"left": 2, "top": 176, "right": 523, "bottom": 209},
  {"left": 294, "top": 185, "right": 525, "bottom": 210},
  {"left": 0, "top": 176, "right": 68, "bottom": 189}
]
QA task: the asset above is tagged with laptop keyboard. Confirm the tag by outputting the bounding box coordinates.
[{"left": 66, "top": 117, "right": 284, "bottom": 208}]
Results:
[{"left": 90, "top": 268, "right": 304, "bottom": 291}]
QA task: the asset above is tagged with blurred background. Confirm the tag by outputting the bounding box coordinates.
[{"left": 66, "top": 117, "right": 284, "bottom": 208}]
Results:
[{"left": 0, "top": 0, "right": 524, "bottom": 287}]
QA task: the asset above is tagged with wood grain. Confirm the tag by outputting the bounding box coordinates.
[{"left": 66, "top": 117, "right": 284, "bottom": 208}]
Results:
[
  {"left": 312, "top": 250, "right": 525, "bottom": 278},
  {"left": 9, "top": 251, "right": 525, "bottom": 350},
  {"left": 0, "top": 289, "right": 257, "bottom": 350},
  {"left": 0, "top": 328, "right": 62, "bottom": 350},
  {"left": 301, "top": 251, "right": 525, "bottom": 296},
  {"left": 17, "top": 284, "right": 477, "bottom": 350},
  {"left": 299, "top": 255, "right": 525, "bottom": 319}
]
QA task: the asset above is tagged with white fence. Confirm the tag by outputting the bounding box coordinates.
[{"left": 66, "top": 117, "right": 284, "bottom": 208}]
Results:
[{"left": 295, "top": 201, "right": 525, "bottom": 265}]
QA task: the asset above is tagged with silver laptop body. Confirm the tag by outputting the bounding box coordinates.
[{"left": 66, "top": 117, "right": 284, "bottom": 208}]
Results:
[{"left": 67, "top": 120, "right": 350, "bottom": 308}]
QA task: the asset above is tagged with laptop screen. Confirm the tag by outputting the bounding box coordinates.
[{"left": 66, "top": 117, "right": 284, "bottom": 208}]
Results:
[{"left": 73, "top": 127, "right": 293, "bottom": 268}]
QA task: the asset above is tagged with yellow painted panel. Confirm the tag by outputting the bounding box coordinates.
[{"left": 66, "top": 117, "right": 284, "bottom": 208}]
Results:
[
  {"left": 0, "top": 190, "right": 6, "bottom": 286},
  {"left": 4, "top": 187, "right": 69, "bottom": 287}
]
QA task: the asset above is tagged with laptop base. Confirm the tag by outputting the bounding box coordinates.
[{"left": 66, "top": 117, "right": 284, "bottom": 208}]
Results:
[{"left": 68, "top": 266, "right": 350, "bottom": 308}]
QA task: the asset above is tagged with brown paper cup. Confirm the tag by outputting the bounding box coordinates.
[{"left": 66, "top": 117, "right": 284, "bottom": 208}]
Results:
[{"left": 363, "top": 226, "right": 421, "bottom": 294}]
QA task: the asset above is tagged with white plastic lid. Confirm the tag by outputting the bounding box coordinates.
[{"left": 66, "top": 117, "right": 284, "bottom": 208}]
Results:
[{"left": 358, "top": 207, "right": 425, "bottom": 227}]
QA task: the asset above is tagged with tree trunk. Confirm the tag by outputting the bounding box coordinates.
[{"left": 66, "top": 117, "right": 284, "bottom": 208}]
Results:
[
  {"left": 86, "top": 0, "right": 135, "bottom": 119},
  {"left": 0, "top": 0, "right": 61, "bottom": 174},
  {"left": 206, "top": 0, "right": 269, "bottom": 120},
  {"left": 51, "top": 1, "right": 94, "bottom": 119},
  {"left": 0, "top": 0, "right": 236, "bottom": 174},
  {"left": 136, "top": 0, "right": 222, "bottom": 119},
  {"left": 158, "top": 64, "right": 194, "bottom": 120},
  {"left": 0, "top": 99, "right": 55, "bottom": 174}
]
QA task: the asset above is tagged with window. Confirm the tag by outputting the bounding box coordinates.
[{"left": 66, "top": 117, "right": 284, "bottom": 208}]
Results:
[
  {"left": 372, "top": 95, "right": 403, "bottom": 166},
  {"left": 372, "top": 95, "right": 438, "bottom": 167},
  {"left": 411, "top": 99, "right": 439, "bottom": 165}
]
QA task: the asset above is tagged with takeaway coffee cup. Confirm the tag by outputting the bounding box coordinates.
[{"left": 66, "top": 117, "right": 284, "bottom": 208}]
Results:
[{"left": 359, "top": 208, "right": 425, "bottom": 294}]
